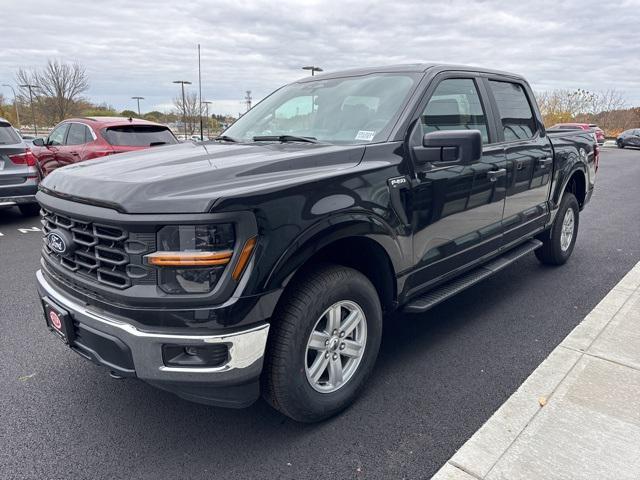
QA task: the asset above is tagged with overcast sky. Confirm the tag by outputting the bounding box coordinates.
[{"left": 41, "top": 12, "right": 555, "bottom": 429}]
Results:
[{"left": 2, "top": 0, "right": 639, "bottom": 116}]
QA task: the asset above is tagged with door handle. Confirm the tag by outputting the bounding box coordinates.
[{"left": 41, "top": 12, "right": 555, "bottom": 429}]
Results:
[
  {"left": 487, "top": 168, "right": 507, "bottom": 182},
  {"left": 537, "top": 157, "right": 553, "bottom": 168},
  {"left": 70, "top": 151, "right": 80, "bottom": 156}
]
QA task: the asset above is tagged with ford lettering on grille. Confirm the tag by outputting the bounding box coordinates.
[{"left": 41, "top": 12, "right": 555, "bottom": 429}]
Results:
[{"left": 46, "top": 231, "right": 68, "bottom": 254}]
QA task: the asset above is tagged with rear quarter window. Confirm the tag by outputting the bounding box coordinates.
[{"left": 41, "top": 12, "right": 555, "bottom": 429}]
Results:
[
  {"left": 102, "top": 125, "right": 178, "bottom": 147},
  {"left": 0, "top": 123, "right": 22, "bottom": 144}
]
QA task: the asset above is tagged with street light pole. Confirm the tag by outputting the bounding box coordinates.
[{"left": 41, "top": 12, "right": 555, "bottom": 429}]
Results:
[
  {"left": 19, "top": 84, "right": 38, "bottom": 136},
  {"left": 173, "top": 80, "right": 192, "bottom": 139},
  {"left": 198, "top": 44, "right": 203, "bottom": 141},
  {"left": 131, "top": 96, "right": 144, "bottom": 116},
  {"left": 302, "top": 65, "right": 323, "bottom": 76},
  {"left": 202, "top": 100, "right": 212, "bottom": 138},
  {"left": 2, "top": 84, "right": 20, "bottom": 127}
]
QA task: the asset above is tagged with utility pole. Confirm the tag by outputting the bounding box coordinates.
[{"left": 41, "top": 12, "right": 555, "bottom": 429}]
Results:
[
  {"left": 198, "top": 44, "right": 204, "bottom": 141},
  {"left": 302, "top": 65, "right": 323, "bottom": 76},
  {"left": 173, "top": 80, "right": 192, "bottom": 139},
  {"left": 19, "top": 84, "right": 38, "bottom": 136},
  {"left": 202, "top": 100, "right": 212, "bottom": 138},
  {"left": 2, "top": 84, "right": 20, "bottom": 127},
  {"left": 131, "top": 96, "right": 144, "bottom": 116},
  {"left": 244, "top": 90, "right": 252, "bottom": 112}
]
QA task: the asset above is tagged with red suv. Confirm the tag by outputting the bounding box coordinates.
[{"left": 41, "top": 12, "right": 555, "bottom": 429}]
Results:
[
  {"left": 32, "top": 117, "right": 178, "bottom": 177},
  {"left": 548, "top": 122, "right": 605, "bottom": 145}
]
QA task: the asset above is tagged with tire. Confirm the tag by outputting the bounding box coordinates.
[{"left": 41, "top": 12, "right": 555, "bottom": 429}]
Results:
[
  {"left": 18, "top": 203, "right": 41, "bottom": 217},
  {"left": 535, "top": 192, "right": 579, "bottom": 265},
  {"left": 262, "top": 264, "right": 382, "bottom": 422},
  {"left": 617, "top": 139, "right": 625, "bottom": 149}
]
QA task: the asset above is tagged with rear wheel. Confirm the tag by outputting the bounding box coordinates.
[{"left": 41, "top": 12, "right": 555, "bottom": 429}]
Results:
[
  {"left": 535, "top": 192, "right": 579, "bottom": 265},
  {"left": 18, "top": 203, "right": 40, "bottom": 217},
  {"left": 262, "top": 265, "right": 382, "bottom": 422},
  {"left": 617, "top": 139, "right": 625, "bottom": 149}
]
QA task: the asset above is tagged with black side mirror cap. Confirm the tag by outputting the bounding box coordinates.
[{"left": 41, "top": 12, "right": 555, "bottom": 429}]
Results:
[
  {"left": 32, "top": 138, "right": 45, "bottom": 147},
  {"left": 413, "top": 130, "right": 483, "bottom": 166}
]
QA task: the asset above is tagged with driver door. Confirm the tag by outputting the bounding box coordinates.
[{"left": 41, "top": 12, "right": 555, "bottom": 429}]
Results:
[
  {"left": 38, "top": 123, "right": 69, "bottom": 176},
  {"left": 405, "top": 75, "right": 507, "bottom": 295}
]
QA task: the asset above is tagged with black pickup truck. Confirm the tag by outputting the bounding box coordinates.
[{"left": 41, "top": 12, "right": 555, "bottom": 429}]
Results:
[{"left": 36, "top": 64, "right": 597, "bottom": 422}]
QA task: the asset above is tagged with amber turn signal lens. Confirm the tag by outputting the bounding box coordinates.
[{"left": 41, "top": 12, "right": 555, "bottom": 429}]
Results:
[
  {"left": 147, "top": 250, "right": 233, "bottom": 266},
  {"left": 232, "top": 237, "right": 257, "bottom": 280}
]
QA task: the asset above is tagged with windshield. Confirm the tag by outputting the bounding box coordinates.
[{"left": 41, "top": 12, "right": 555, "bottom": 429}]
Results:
[
  {"left": 103, "top": 125, "right": 178, "bottom": 147},
  {"left": 224, "top": 73, "right": 418, "bottom": 145}
]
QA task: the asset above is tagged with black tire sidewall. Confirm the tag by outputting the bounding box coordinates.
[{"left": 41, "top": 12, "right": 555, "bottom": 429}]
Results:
[{"left": 272, "top": 267, "right": 382, "bottom": 421}]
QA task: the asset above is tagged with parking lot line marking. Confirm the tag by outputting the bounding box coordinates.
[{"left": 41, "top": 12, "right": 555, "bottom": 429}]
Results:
[{"left": 18, "top": 226, "right": 42, "bottom": 233}]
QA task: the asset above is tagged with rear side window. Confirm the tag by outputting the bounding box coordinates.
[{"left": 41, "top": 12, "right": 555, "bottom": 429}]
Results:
[
  {"left": 0, "top": 123, "right": 21, "bottom": 144},
  {"left": 66, "top": 123, "right": 90, "bottom": 145},
  {"left": 489, "top": 81, "right": 537, "bottom": 141},
  {"left": 421, "top": 78, "right": 489, "bottom": 144},
  {"left": 102, "top": 125, "right": 177, "bottom": 147}
]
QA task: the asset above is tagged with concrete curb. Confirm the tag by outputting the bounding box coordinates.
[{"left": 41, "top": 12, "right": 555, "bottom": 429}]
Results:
[{"left": 432, "top": 261, "right": 640, "bottom": 480}]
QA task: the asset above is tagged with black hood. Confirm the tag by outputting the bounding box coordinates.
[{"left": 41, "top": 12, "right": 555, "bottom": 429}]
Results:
[{"left": 40, "top": 141, "right": 365, "bottom": 213}]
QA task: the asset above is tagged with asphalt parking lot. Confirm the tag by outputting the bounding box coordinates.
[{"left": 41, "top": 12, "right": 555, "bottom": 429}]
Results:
[{"left": 1, "top": 148, "right": 639, "bottom": 480}]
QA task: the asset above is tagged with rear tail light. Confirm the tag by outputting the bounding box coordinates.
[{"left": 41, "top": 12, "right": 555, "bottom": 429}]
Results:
[{"left": 8, "top": 150, "right": 37, "bottom": 166}]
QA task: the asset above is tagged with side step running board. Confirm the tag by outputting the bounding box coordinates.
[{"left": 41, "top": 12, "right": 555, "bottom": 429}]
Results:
[{"left": 403, "top": 239, "right": 543, "bottom": 313}]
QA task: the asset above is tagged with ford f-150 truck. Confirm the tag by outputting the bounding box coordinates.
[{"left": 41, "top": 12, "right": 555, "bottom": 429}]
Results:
[{"left": 36, "top": 64, "right": 597, "bottom": 422}]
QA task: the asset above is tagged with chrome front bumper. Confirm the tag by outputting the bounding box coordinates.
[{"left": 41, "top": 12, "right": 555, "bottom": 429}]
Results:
[{"left": 36, "top": 269, "right": 270, "bottom": 388}]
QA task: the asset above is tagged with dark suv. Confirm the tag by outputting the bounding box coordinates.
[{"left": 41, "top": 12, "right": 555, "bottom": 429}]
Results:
[
  {"left": 35, "top": 64, "right": 597, "bottom": 422},
  {"left": 0, "top": 117, "right": 40, "bottom": 216},
  {"left": 616, "top": 128, "right": 640, "bottom": 148}
]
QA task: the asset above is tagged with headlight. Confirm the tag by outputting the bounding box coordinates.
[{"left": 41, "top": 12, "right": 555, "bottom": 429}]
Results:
[{"left": 146, "top": 224, "right": 235, "bottom": 294}]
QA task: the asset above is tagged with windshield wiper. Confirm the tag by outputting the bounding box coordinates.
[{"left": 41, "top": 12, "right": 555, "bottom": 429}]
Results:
[
  {"left": 252, "top": 135, "right": 318, "bottom": 144},
  {"left": 215, "top": 135, "right": 239, "bottom": 142}
]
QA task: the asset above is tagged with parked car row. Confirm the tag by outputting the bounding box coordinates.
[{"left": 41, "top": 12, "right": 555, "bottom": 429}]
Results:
[{"left": 1, "top": 116, "right": 178, "bottom": 216}]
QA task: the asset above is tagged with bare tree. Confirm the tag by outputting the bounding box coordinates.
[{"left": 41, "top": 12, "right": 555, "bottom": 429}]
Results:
[
  {"left": 16, "top": 59, "right": 89, "bottom": 124},
  {"left": 173, "top": 91, "right": 199, "bottom": 135}
]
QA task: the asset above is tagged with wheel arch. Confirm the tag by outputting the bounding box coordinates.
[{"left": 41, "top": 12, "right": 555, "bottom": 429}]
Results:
[
  {"left": 563, "top": 168, "right": 587, "bottom": 208},
  {"left": 264, "top": 215, "right": 404, "bottom": 312}
]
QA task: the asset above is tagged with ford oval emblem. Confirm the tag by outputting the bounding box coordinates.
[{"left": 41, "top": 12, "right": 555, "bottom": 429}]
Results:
[{"left": 46, "top": 231, "right": 68, "bottom": 254}]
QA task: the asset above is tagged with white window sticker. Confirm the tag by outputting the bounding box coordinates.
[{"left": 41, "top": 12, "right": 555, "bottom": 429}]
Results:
[{"left": 355, "top": 130, "right": 375, "bottom": 142}]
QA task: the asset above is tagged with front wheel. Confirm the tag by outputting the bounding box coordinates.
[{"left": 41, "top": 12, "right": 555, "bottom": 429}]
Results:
[
  {"left": 535, "top": 192, "right": 579, "bottom": 265},
  {"left": 617, "top": 139, "right": 625, "bottom": 149},
  {"left": 262, "top": 265, "right": 382, "bottom": 422}
]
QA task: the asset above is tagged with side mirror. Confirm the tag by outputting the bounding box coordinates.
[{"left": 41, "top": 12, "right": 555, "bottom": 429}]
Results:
[
  {"left": 413, "top": 130, "right": 482, "bottom": 166},
  {"left": 32, "top": 137, "right": 45, "bottom": 147}
]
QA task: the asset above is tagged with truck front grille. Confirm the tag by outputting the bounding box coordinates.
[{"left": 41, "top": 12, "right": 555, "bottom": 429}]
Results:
[{"left": 41, "top": 208, "right": 132, "bottom": 289}]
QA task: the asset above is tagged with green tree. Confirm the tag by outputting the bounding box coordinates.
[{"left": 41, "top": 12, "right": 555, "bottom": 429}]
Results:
[{"left": 120, "top": 109, "right": 138, "bottom": 118}]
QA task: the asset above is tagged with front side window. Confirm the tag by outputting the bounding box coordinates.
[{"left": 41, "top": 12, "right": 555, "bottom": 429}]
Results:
[
  {"left": 489, "top": 80, "right": 537, "bottom": 141},
  {"left": 421, "top": 78, "right": 489, "bottom": 144},
  {"left": 66, "top": 123, "right": 89, "bottom": 145},
  {"left": 223, "top": 73, "right": 418, "bottom": 145},
  {"left": 48, "top": 123, "right": 69, "bottom": 145}
]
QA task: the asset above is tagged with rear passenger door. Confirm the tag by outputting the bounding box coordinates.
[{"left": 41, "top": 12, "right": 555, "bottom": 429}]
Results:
[
  {"left": 485, "top": 79, "right": 553, "bottom": 245},
  {"left": 406, "top": 75, "right": 507, "bottom": 294}
]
